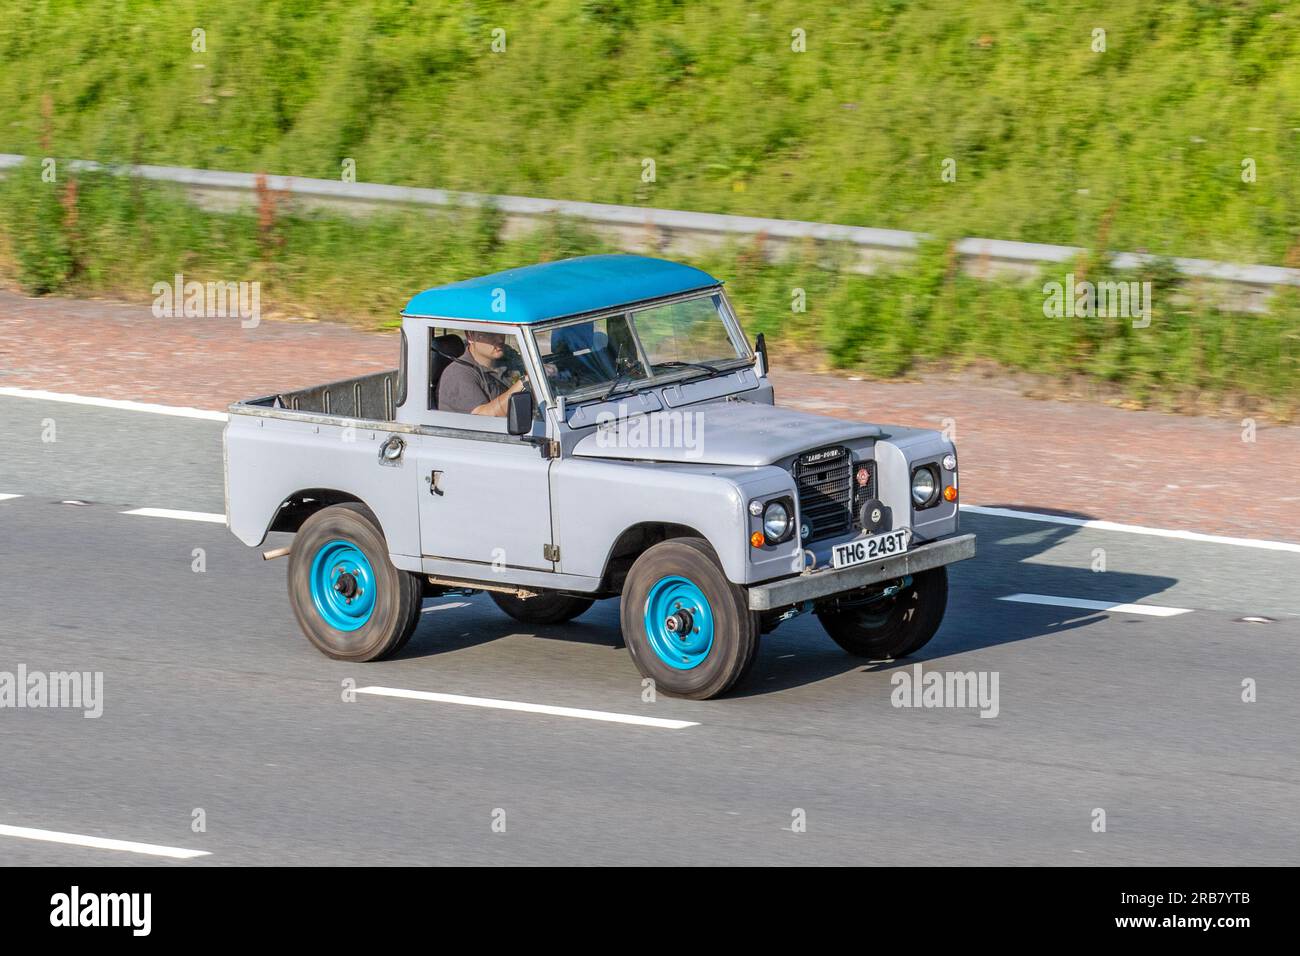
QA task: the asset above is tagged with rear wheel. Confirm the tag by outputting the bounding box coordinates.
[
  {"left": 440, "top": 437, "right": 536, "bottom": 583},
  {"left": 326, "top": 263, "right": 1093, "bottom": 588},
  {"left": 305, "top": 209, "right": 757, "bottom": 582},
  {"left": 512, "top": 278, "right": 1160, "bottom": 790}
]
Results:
[
  {"left": 287, "top": 503, "right": 422, "bottom": 661},
  {"left": 490, "top": 591, "right": 595, "bottom": 626},
  {"left": 620, "top": 538, "right": 759, "bottom": 700},
  {"left": 815, "top": 566, "right": 948, "bottom": 660}
]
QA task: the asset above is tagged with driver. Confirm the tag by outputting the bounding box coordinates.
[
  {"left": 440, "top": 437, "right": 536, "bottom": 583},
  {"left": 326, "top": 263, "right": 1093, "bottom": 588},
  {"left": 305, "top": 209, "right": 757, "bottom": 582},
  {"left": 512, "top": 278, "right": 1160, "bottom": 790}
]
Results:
[{"left": 438, "top": 329, "right": 527, "bottom": 416}]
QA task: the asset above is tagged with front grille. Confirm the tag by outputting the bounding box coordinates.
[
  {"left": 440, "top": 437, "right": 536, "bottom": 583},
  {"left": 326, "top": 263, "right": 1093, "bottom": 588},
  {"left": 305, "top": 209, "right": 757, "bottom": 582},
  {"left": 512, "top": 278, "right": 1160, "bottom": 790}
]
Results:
[{"left": 794, "top": 446, "right": 853, "bottom": 541}]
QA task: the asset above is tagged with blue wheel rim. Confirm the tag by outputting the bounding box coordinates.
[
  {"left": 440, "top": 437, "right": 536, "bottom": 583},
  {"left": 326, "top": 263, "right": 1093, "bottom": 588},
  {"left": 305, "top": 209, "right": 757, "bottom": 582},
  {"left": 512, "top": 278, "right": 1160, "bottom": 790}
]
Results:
[
  {"left": 643, "top": 575, "right": 714, "bottom": 670},
  {"left": 309, "top": 539, "right": 377, "bottom": 631}
]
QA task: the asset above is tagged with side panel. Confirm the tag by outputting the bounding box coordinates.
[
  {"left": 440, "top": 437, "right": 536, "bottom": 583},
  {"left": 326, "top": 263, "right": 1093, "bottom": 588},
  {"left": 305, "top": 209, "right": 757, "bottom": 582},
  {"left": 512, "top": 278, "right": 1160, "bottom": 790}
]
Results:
[
  {"left": 412, "top": 433, "right": 554, "bottom": 571},
  {"left": 550, "top": 459, "right": 754, "bottom": 583},
  {"left": 224, "top": 412, "right": 420, "bottom": 560}
]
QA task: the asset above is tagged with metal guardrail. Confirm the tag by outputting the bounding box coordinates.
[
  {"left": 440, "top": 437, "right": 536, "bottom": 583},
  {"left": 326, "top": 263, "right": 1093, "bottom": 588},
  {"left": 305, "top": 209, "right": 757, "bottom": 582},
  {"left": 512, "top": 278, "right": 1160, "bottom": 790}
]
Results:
[{"left": 3, "top": 153, "right": 1297, "bottom": 295}]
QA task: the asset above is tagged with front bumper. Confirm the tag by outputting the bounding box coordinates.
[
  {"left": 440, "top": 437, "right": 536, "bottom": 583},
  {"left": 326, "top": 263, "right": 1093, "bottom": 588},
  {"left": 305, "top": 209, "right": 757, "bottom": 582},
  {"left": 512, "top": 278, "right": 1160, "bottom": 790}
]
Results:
[{"left": 747, "top": 533, "right": 976, "bottom": 611}]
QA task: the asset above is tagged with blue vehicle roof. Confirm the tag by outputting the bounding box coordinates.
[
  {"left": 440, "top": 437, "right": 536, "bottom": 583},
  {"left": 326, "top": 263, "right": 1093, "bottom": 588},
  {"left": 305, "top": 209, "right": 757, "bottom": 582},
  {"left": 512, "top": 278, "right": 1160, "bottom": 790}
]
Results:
[{"left": 402, "top": 254, "right": 721, "bottom": 324}]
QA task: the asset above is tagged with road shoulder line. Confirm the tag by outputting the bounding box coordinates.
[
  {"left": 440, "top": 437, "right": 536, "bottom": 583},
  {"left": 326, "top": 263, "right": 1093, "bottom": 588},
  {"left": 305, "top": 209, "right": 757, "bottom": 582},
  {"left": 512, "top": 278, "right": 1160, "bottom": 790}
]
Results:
[{"left": 0, "top": 386, "right": 227, "bottom": 421}]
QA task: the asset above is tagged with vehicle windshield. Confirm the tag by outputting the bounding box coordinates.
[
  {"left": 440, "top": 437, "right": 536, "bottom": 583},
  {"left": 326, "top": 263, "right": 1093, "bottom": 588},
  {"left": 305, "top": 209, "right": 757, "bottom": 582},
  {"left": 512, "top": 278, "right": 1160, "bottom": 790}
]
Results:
[{"left": 532, "top": 293, "right": 749, "bottom": 400}]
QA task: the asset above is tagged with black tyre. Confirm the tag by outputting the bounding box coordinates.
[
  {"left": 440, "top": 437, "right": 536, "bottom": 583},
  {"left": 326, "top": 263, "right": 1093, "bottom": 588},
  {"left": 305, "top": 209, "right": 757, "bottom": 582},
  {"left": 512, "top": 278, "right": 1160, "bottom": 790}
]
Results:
[
  {"left": 287, "top": 502, "right": 422, "bottom": 662},
  {"left": 490, "top": 591, "right": 595, "bottom": 626},
  {"left": 620, "top": 537, "right": 759, "bottom": 700},
  {"left": 815, "top": 566, "right": 948, "bottom": 659}
]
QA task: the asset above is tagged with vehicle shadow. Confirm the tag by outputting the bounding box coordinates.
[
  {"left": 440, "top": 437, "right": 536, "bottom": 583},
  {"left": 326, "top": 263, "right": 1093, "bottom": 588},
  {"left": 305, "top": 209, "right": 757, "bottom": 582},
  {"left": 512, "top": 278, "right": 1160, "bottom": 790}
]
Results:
[
  {"left": 396, "top": 508, "right": 1181, "bottom": 700},
  {"left": 729, "top": 507, "right": 1181, "bottom": 697},
  {"left": 395, "top": 598, "right": 626, "bottom": 659}
]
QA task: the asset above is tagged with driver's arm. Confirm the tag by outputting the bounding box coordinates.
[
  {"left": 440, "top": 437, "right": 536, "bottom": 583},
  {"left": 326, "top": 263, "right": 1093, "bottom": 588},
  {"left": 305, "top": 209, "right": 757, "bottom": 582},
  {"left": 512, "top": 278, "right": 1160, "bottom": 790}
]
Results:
[{"left": 471, "top": 378, "right": 524, "bottom": 416}]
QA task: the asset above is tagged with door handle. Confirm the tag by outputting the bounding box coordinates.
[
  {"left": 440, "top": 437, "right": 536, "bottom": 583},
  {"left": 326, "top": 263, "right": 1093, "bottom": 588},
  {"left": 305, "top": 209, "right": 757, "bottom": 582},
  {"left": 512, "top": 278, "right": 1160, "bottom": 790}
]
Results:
[{"left": 428, "top": 470, "right": 444, "bottom": 496}]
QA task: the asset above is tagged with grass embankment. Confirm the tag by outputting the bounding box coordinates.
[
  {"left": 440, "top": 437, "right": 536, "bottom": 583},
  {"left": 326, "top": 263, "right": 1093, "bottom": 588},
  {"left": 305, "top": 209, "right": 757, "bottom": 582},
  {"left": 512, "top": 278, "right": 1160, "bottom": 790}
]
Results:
[{"left": 2, "top": 0, "right": 1299, "bottom": 263}]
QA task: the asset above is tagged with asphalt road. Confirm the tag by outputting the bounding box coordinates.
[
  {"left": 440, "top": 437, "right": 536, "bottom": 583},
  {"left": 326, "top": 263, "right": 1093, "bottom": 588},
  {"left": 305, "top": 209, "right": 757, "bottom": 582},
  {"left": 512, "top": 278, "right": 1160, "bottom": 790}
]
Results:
[{"left": 1, "top": 394, "right": 1297, "bottom": 865}]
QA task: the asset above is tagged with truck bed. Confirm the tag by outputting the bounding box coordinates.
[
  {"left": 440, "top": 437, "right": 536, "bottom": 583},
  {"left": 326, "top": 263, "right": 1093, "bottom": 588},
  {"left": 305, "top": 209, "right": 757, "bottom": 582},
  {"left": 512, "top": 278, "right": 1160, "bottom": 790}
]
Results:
[{"left": 240, "top": 369, "right": 402, "bottom": 422}]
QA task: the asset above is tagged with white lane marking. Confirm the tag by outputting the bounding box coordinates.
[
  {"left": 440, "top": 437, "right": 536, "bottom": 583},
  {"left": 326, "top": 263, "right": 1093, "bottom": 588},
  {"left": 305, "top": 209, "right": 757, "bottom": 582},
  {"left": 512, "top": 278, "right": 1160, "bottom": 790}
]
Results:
[
  {"left": 6, "top": 385, "right": 1293, "bottom": 556},
  {"left": 999, "top": 593, "right": 1193, "bottom": 617},
  {"left": 0, "top": 823, "right": 210, "bottom": 859},
  {"left": 0, "top": 386, "right": 227, "bottom": 421},
  {"left": 421, "top": 601, "right": 471, "bottom": 614},
  {"left": 356, "top": 686, "right": 699, "bottom": 730},
  {"left": 0, "top": 494, "right": 21, "bottom": 502},
  {"left": 122, "top": 507, "right": 226, "bottom": 524},
  {"left": 961, "top": 504, "right": 1300, "bottom": 554}
]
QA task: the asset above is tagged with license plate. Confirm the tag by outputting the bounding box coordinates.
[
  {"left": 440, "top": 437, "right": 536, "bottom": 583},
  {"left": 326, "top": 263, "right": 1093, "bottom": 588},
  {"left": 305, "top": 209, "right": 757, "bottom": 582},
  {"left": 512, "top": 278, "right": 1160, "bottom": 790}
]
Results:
[{"left": 831, "top": 529, "right": 910, "bottom": 569}]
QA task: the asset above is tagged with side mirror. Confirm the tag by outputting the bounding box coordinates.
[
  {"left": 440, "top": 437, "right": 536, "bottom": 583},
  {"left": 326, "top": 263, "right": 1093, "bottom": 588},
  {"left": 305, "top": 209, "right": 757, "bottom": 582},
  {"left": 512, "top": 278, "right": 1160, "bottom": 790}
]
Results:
[
  {"left": 506, "top": 389, "right": 535, "bottom": 435},
  {"left": 755, "top": 332, "right": 770, "bottom": 376}
]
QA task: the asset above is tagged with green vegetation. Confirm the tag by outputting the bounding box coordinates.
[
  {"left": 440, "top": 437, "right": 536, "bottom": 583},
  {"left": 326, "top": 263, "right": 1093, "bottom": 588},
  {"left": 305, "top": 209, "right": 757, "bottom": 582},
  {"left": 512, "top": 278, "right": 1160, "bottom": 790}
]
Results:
[
  {"left": 0, "top": 2, "right": 1296, "bottom": 414},
  {"left": 2, "top": 165, "right": 1294, "bottom": 417},
  {"left": 2, "top": 0, "right": 1299, "bottom": 263}
]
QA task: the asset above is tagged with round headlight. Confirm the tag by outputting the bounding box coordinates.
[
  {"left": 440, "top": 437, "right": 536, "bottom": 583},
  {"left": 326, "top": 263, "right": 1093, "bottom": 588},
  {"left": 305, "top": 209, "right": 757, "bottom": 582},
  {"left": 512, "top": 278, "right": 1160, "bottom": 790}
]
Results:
[
  {"left": 763, "top": 501, "right": 791, "bottom": 541},
  {"left": 911, "top": 468, "right": 937, "bottom": 506}
]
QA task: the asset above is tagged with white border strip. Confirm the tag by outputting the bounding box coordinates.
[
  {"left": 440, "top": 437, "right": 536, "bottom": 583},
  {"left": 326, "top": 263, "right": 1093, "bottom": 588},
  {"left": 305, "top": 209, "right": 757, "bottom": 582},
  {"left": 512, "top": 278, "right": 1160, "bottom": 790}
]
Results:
[
  {"left": 356, "top": 686, "right": 699, "bottom": 730},
  {"left": 999, "top": 593, "right": 1193, "bottom": 617},
  {"left": 0, "top": 386, "right": 227, "bottom": 421},
  {"left": 123, "top": 507, "right": 226, "bottom": 524},
  {"left": 0, "top": 823, "right": 210, "bottom": 859},
  {"left": 962, "top": 504, "right": 1300, "bottom": 554},
  {"left": 0, "top": 494, "right": 21, "bottom": 502}
]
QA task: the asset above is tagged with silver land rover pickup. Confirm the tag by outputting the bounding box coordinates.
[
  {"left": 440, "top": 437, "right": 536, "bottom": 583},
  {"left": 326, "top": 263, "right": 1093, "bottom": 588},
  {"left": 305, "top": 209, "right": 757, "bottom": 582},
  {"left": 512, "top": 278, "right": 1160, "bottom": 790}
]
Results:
[{"left": 225, "top": 254, "right": 975, "bottom": 699}]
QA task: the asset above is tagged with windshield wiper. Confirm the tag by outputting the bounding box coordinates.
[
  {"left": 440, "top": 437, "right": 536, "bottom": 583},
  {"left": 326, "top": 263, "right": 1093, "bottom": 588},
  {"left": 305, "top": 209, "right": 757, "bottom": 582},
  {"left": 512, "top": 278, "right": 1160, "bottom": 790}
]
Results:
[
  {"left": 598, "top": 359, "right": 724, "bottom": 401},
  {"left": 602, "top": 366, "right": 643, "bottom": 402},
  {"left": 656, "top": 360, "right": 721, "bottom": 376}
]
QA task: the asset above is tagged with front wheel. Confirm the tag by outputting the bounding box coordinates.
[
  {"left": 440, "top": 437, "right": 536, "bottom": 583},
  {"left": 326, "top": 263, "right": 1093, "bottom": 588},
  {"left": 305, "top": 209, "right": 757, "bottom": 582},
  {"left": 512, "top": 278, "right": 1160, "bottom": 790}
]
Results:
[
  {"left": 815, "top": 566, "right": 948, "bottom": 660},
  {"left": 287, "top": 502, "right": 423, "bottom": 662},
  {"left": 620, "top": 537, "right": 759, "bottom": 700}
]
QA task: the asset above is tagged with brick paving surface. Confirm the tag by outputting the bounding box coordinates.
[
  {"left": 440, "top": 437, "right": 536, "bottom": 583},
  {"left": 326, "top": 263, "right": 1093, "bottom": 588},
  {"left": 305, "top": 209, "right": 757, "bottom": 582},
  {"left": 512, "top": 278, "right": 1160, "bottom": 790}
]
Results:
[{"left": 2, "top": 290, "right": 1296, "bottom": 541}]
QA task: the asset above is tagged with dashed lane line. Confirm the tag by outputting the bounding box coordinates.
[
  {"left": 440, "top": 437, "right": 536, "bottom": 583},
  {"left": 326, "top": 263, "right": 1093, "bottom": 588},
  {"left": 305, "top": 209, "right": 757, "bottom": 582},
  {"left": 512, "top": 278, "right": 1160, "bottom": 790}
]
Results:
[
  {"left": 0, "top": 823, "right": 210, "bottom": 859},
  {"left": 422, "top": 602, "right": 472, "bottom": 614},
  {"left": 998, "top": 593, "right": 1194, "bottom": 617},
  {"left": 962, "top": 504, "right": 1300, "bottom": 554},
  {"left": 355, "top": 686, "right": 699, "bottom": 730},
  {"left": 122, "top": 507, "right": 226, "bottom": 524}
]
